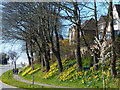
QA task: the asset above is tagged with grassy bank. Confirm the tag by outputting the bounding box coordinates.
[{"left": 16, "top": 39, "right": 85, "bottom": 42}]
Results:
[
  {"left": 19, "top": 59, "right": 120, "bottom": 88},
  {"left": 1, "top": 69, "right": 50, "bottom": 88}
]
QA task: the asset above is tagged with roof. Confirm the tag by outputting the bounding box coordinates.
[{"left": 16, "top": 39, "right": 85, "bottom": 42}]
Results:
[
  {"left": 98, "top": 16, "right": 107, "bottom": 24},
  {"left": 81, "top": 18, "right": 96, "bottom": 31},
  {"left": 69, "top": 18, "right": 96, "bottom": 31},
  {"left": 114, "top": 4, "right": 120, "bottom": 17},
  {"left": 98, "top": 4, "right": 120, "bottom": 23},
  {"left": 81, "top": 20, "right": 89, "bottom": 28}
]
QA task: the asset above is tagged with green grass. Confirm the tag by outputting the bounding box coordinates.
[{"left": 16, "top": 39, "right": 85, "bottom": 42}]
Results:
[
  {"left": 20, "top": 58, "right": 120, "bottom": 88},
  {"left": 1, "top": 69, "right": 51, "bottom": 88},
  {"left": 19, "top": 70, "right": 85, "bottom": 88},
  {"left": 82, "top": 57, "right": 92, "bottom": 66},
  {"left": 18, "top": 59, "right": 120, "bottom": 88},
  {"left": 19, "top": 69, "right": 119, "bottom": 88}
]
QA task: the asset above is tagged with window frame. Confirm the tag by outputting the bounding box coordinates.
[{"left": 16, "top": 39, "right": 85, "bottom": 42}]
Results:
[{"left": 113, "top": 19, "right": 117, "bottom": 25}]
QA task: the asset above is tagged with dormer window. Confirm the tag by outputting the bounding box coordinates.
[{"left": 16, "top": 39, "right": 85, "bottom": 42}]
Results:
[
  {"left": 113, "top": 19, "right": 117, "bottom": 25},
  {"left": 100, "top": 23, "right": 104, "bottom": 29}
]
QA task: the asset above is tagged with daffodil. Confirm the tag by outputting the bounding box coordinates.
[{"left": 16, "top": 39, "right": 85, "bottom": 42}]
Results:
[
  {"left": 90, "top": 67, "right": 93, "bottom": 70},
  {"left": 22, "top": 65, "right": 29, "bottom": 70},
  {"left": 116, "top": 79, "right": 119, "bottom": 82},
  {"left": 82, "top": 79, "right": 84, "bottom": 84},
  {"left": 28, "top": 67, "right": 40, "bottom": 75},
  {"left": 94, "top": 75, "right": 98, "bottom": 79},
  {"left": 88, "top": 77, "right": 91, "bottom": 80},
  {"left": 22, "top": 67, "right": 32, "bottom": 76}
]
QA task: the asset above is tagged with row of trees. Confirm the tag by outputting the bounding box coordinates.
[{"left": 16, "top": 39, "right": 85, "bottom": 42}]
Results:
[{"left": 2, "top": 1, "right": 118, "bottom": 78}]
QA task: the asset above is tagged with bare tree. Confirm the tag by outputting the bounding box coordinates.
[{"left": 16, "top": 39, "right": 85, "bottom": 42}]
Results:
[
  {"left": 25, "top": 42, "right": 31, "bottom": 66},
  {"left": 109, "top": 0, "right": 117, "bottom": 78},
  {"left": 8, "top": 51, "right": 20, "bottom": 69}
]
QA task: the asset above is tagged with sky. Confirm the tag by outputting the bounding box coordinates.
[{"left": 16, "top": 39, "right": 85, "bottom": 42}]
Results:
[
  {"left": 0, "top": 41, "right": 28, "bottom": 64},
  {"left": 0, "top": 1, "right": 120, "bottom": 64}
]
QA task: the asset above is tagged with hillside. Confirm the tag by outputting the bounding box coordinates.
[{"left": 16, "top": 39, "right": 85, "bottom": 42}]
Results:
[{"left": 19, "top": 58, "right": 120, "bottom": 88}]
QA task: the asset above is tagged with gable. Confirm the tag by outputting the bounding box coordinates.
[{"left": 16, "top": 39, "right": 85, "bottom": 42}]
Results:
[
  {"left": 98, "top": 16, "right": 107, "bottom": 24},
  {"left": 82, "top": 18, "right": 96, "bottom": 31},
  {"left": 115, "top": 4, "right": 120, "bottom": 18}
]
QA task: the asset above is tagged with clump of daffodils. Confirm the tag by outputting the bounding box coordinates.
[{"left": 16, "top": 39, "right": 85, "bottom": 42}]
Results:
[
  {"left": 28, "top": 67, "right": 41, "bottom": 75},
  {"left": 22, "top": 67, "right": 32, "bottom": 76}
]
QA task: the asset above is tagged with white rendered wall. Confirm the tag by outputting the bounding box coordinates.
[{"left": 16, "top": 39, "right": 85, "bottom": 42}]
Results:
[{"left": 113, "top": 5, "right": 119, "bottom": 30}]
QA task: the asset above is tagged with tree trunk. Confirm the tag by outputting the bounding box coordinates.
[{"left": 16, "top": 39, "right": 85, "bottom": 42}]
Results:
[
  {"left": 93, "top": 53, "right": 98, "bottom": 70},
  {"left": 14, "top": 61, "right": 16, "bottom": 69},
  {"left": 33, "top": 37, "right": 43, "bottom": 65},
  {"left": 38, "top": 51, "right": 41, "bottom": 64},
  {"left": 73, "top": 2, "right": 82, "bottom": 71},
  {"left": 110, "top": 1, "right": 117, "bottom": 78},
  {"left": 42, "top": 49, "right": 50, "bottom": 72},
  {"left": 44, "top": 52, "right": 50, "bottom": 72},
  {"left": 94, "top": 0, "right": 99, "bottom": 39},
  {"left": 93, "top": 0, "right": 99, "bottom": 70},
  {"left": 54, "top": 32, "right": 63, "bottom": 73},
  {"left": 90, "top": 56, "right": 94, "bottom": 67},
  {"left": 26, "top": 42, "right": 31, "bottom": 66},
  {"left": 41, "top": 55, "right": 45, "bottom": 68},
  {"left": 42, "top": 41, "right": 50, "bottom": 72},
  {"left": 49, "top": 3, "right": 63, "bottom": 73},
  {"left": 30, "top": 41, "right": 34, "bottom": 85},
  {"left": 76, "top": 25, "right": 82, "bottom": 71},
  {"left": 55, "top": 52, "right": 63, "bottom": 73},
  {"left": 103, "top": 75, "right": 106, "bottom": 89},
  {"left": 54, "top": 10, "right": 63, "bottom": 73}
]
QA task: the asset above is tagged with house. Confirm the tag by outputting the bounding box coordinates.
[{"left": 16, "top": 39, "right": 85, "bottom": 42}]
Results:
[
  {"left": 98, "top": 4, "right": 120, "bottom": 40},
  {"left": 69, "top": 18, "right": 96, "bottom": 45},
  {"left": 68, "top": 18, "right": 97, "bottom": 56},
  {"left": 113, "top": 4, "right": 120, "bottom": 35},
  {"left": 81, "top": 18, "right": 96, "bottom": 36},
  {"left": 98, "top": 16, "right": 107, "bottom": 39}
]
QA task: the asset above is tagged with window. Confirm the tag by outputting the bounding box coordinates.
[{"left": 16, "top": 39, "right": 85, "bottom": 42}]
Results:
[
  {"left": 100, "top": 29, "right": 103, "bottom": 32},
  {"left": 99, "top": 34, "right": 102, "bottom": 39},
  {"left": 113, "top": 19, "right": 117, "bottom": 25},
  {"left": 100, "top": 23, "right": 104, "bottom": 29},
  {"left": 114, "top": 30, "right": 119, "bottom": 36},
  {"left": 107, "top": 32, "right": 111, "bottom": 40}
]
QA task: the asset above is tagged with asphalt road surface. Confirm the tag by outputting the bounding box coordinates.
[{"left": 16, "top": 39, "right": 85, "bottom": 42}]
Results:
[{"left": 0, "top": 64, "right": 21, "bottom": 89}]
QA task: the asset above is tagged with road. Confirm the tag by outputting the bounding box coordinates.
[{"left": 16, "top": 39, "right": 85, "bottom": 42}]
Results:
[{"left": 0, "top": 64, "right": 21, "bottom": 89}]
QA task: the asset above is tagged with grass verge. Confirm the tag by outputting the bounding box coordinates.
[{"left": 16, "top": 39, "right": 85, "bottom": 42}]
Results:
[{"left": 1, "top": 69, "right": 51, "bottom": 88}]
